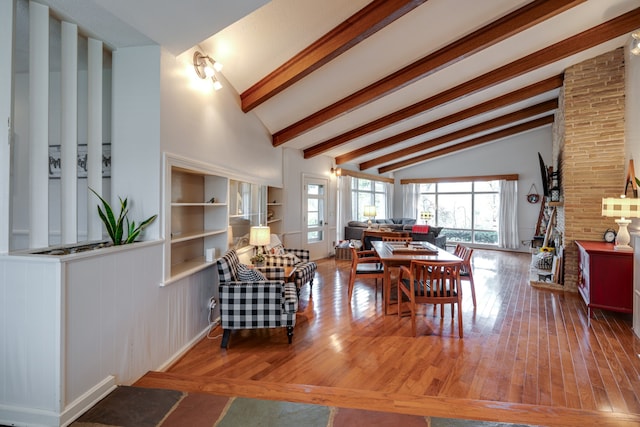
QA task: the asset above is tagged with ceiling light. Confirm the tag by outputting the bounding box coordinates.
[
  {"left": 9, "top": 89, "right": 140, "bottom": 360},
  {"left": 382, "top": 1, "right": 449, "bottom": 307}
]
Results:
[{"left": 193, "top": 51, "right": 223, "bottom": 89}]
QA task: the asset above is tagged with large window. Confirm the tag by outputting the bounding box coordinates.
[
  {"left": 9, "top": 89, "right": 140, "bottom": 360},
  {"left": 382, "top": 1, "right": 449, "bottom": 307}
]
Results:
[
  {"left": 351, "top": 177, "right": 388, "bottom": 221},
  {"left": 417, "top": 180, "right": 499, "bottom": 245}
]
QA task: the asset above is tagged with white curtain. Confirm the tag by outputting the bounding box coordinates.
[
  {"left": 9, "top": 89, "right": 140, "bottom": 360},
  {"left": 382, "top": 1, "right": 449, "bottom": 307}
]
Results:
[
  {"left": 337, "top": 176, "right": 352, "bottom": 240},
  {"left": 385, "top": 182, "right": 393, "bottom": 218},
  {"left": 499, "top": 180, "right": 519, "bottom": 249},
  {"left": 402, "top": 183, "right": 419, "bottom": 219}
]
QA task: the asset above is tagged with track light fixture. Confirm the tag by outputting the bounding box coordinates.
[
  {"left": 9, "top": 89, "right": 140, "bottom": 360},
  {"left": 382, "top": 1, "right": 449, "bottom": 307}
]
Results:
[
  {"left": 631, "top": 30, "right": 640, "bottom": 56},
  {"left": 193, "top": 51, "right": 223, "bottom": 90}
]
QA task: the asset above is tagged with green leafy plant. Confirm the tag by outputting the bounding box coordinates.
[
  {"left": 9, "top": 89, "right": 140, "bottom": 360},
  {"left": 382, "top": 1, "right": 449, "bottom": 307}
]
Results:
[
  {"left": 90, "top": 188, "right": 157, "bottom": 245},
  {"left": 250, "top": 252, "right": 265, "bottom": 265}
]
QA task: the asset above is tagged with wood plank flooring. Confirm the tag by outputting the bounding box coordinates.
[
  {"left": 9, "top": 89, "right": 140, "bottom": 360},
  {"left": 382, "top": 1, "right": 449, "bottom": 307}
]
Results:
[{"left": 135, "top": 249, "right": 640, "bottom": 426}]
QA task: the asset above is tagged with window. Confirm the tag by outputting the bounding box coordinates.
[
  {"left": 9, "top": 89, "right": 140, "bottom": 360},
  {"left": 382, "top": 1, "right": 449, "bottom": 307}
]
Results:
[
  {"left": 351, "top": 177, "right": 388, "bottom": 221},
  {"left": 417, "top": 180, "right": 499, "bottom": 245}
]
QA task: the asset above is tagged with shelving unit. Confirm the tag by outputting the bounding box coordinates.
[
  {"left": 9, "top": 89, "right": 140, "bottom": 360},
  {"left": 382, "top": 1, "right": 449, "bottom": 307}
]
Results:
[
  {"left": 163, "top": 155, "right": 229, "bottom": 285},
  {"left": 267, "top": 186, "right": 283, "bottom": 237}
]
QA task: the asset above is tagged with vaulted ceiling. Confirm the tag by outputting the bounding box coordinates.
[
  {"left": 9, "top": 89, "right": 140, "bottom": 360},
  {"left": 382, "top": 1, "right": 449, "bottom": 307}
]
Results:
[{"left": 36, "top": 0, "right": 640, "bottom": 175}]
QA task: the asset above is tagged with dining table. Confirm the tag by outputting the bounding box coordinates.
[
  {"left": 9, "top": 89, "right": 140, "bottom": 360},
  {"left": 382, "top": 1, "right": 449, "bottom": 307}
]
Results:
[{"left": 370, "top": 240, "right": 463, "bottom": 315}]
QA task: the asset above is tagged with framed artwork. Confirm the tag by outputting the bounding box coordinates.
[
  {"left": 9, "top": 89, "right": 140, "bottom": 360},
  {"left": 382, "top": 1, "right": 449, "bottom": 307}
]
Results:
[{"left": 48, "top": 143, "right": 111, "bottom": 179}]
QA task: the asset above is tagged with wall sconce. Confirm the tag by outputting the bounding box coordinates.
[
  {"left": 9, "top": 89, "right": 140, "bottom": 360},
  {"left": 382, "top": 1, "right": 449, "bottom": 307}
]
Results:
[
  {"left": 330, "top": 167, "right": 342, "bottom": 176},
  {"left": 632, "top": 30, "right": 640, "bottom": 56},
  {"left": 193, "top": 51, "right": 223, "bottom": 90}
]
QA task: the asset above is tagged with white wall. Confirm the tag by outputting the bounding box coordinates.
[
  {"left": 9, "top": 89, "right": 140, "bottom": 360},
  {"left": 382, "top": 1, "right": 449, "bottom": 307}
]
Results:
[
  {"left": 627, "top": 40, "right": 640, "bottom": 184},
  {"left": 111, "top": 46, "right": 161, "bottom": 241},
  {"left": 393, "top": 126, "right": 553, "bottom": 252},
  {"left": 159, "top": 47, "right": 282, "bottom": 187},
  {"left": 282, "top": 148, "right": 337, "bottom": 254},
  {"left": 0, "top": 0, "right": 13, "bottom": 254}
]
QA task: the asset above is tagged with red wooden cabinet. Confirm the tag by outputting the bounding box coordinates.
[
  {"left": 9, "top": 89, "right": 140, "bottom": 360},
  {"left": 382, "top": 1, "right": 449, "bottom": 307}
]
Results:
[{"left": 575, "top": 240, "right": 633, "bottom": 319}]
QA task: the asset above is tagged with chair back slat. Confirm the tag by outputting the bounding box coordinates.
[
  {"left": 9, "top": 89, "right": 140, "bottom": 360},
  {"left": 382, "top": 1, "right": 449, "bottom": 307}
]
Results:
[
  {"left": 381, "top": 235, "right": 413, "bottom": 243},
  {"left": 398, "top": 259, "right": 464, "bottom": 338}
]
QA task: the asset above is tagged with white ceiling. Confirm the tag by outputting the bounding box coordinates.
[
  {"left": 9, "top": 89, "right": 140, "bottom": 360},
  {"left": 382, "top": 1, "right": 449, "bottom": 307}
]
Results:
[{"left": 31, "top": 0, "right": 640, "bottom": 174}]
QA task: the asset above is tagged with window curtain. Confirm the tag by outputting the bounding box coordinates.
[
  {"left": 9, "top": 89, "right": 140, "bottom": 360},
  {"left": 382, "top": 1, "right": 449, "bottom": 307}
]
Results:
[
  {"left": 385, "top": 182, "right": 393, "bottom": 218},
  {"left": 402, "top": 183, "right": 419, "bottom": 219},
  {"left": 499, "top": 180, "right": 519, "bottom": 249},
  {"left": 337, "top": 176, "right": 352, "bottom": 240}
]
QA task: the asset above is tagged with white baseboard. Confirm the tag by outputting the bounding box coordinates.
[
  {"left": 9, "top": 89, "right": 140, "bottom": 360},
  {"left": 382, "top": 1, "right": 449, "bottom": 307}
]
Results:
[
  {"left": 0, "top": 375, "right": 116, "bottom": 427},
  {"left": 155, "top": 322, "right": 217, "bottom": 372},
  {"left": 61, "top": 375, "right": 116, "bottom": 426}
]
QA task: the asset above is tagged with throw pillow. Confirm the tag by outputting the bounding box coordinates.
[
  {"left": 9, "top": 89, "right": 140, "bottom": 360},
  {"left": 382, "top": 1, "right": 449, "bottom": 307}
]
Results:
[
  {"left": 270, "top": 244, "right": 286, "bottom": 255},
  {"left": 412, "top": 224, "right": 430, "bottom": 234},
  {"left": 282, "top": 253, "right": 301, "bottom": 264},
  {"left": 348, "top": 221, "right": 368, "bottom": 227},
  {"left": 237, "top": 264, "right": 267, "bottom": 281},
  {"left": 431, "top": 226, "right": 444, "bottom": 237}
]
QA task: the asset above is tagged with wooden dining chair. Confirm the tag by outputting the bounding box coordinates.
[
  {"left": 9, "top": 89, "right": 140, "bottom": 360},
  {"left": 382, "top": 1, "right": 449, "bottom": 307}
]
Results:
[
  {"left": 348, "top": 245, "right": 385, "bottom": 303},
  {"left": 397, "top": 260, "right": 464, "bottom": 338},
  {"left": 454, "top": 244, "right": 476, "bottom": 307}
]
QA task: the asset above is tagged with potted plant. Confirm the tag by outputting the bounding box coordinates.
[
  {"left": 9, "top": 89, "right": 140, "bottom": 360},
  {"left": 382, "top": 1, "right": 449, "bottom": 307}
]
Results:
[
  {"left": 250, "top": 252, "right": 265, "bottom": 266},
  {"left": 90, "top": 188, "right": 157, "bottom": 246}
]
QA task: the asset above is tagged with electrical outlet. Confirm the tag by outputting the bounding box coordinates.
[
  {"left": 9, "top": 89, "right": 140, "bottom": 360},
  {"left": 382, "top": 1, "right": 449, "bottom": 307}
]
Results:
[{"left": 208, "top": 297, "right": 216, "bottom": 310}]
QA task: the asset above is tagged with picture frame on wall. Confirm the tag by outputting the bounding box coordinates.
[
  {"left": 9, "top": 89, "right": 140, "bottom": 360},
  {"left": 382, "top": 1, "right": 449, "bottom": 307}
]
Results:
[{"left": 48, "top": 143, "right": 111, "bottom": 179}]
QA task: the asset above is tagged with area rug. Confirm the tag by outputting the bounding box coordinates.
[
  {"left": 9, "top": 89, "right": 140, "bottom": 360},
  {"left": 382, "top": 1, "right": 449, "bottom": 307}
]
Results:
[{"left": 71, "top": 386, "right": 537, "bottom": 427}]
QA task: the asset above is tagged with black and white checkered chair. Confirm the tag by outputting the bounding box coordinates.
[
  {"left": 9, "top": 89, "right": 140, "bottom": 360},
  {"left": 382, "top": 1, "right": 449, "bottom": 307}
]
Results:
[
  {"left": 216, "top": 249, "right": 298, "bottom": 349},
  {"left": 263, "top": 235, "right": 317, "bottom": 295}
]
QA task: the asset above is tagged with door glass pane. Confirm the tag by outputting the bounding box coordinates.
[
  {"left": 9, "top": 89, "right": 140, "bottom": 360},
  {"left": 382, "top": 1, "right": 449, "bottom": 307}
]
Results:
[
  {"left": 308, "top": 184, "right": 322, "bottom": 195},
  {"left": 308, "top": 231, "right": 323, "bottom": 242},
  {"left": 308, "top": 212, "right": 319, "bottom": 226}
]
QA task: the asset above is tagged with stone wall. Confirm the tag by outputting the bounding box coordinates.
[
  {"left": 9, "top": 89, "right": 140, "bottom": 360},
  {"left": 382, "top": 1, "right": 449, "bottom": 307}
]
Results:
[{"left": 559, "top": 47, "right": 626, "bottom": 291}]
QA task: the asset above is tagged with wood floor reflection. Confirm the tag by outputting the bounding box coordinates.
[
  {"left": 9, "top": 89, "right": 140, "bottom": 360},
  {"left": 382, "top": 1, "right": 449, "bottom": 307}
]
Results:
[{"left": 135, "top": 249, "right": 640, "bottom": 426}]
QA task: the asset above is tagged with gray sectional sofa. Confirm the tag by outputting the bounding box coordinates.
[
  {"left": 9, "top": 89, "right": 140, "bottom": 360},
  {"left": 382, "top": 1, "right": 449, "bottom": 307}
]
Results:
[
  {"left": 344, "top": 218, "right": 447, "bottom": 249},
  {"left": 344, "top": 218, "right": 416, "bottom": 240}
]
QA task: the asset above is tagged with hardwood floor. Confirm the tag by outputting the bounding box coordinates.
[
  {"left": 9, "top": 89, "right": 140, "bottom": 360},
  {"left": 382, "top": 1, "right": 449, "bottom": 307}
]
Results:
[{"left": 135, "top": 249, "right": 640, "bottom": 426}]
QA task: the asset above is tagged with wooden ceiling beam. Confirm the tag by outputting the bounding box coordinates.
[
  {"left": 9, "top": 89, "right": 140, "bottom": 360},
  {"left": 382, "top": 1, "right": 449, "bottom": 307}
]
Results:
[
  {"left": 302, "top": 6, "right": 640, "bottom": 157},
  {"left": 360, "top": 99, "right": 557, "bottom": 171},
  {"left": 333, "top": 74, "right": 563, "bottom": 164},
  {"left": 240, "top": 0, "right": 427, "bottom": 113},
  {"left": 378, "top": 115, "right": 555, "bottom": 174},
  {"left": 274, "top": 0, "right": 584, "bottom": 146}
]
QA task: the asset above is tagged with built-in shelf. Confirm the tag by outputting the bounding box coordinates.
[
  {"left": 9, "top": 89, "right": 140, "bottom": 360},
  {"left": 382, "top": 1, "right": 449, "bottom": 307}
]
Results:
[
  {"left": 267, "top": 187, "right": 283, "bottom": 237},
  {"left": 170, "top": 228, "right": 226, "bottom": 244},
  {"left": 171, "top": 202, "right": 225, "bottom": 207},
  {"left": 163, "top": 154, "right": 229, "bottom": 283},
  {"left": 161, "top": 256, "right": 215, "bottom": 286}
]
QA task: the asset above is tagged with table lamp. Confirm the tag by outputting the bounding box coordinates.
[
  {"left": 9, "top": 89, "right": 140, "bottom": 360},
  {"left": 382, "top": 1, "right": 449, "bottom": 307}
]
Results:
[
  {"left": 249, "top": 225, "right": 271, "bottom": 256},
  {"left": 602, "top": 195, "right": 640, "bottom": 251},
  {"left": 363, "top": 206, "right": 377, "bottom": 229},
  {"left": 420, "top": 211, "right": 433, "bottom": 223}
]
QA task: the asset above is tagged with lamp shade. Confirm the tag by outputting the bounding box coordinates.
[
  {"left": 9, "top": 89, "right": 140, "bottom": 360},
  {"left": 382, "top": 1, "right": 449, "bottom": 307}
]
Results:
[
  {"left": 602, "top": 196, "right": 640, "bottom": 219},
  {"left": 363, "top": 206, "right": 377, "bottom": 218},
  {"left": 249, "top": 225, "right": 271, "bottom": 247}
]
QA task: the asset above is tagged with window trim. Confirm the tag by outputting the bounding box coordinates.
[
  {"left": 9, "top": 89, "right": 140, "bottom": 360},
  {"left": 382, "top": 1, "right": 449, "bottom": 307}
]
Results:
[{"left": 401, "top": 174, "right": 518, "bottom": 184}]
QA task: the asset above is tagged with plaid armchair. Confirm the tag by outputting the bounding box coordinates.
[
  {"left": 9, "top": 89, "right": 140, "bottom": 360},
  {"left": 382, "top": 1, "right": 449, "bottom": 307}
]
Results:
[
  {"left": 263, "top": 235, "right": 317, "bottom": 295},
  {"left": 216, "top": 249, "right": 298, "bottom": 349}
]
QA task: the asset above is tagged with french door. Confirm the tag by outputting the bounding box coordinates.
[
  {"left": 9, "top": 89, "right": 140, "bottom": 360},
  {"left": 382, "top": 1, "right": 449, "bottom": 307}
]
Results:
[{"left": 303, "top": 176, "right": 328, "bottom": 260}]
